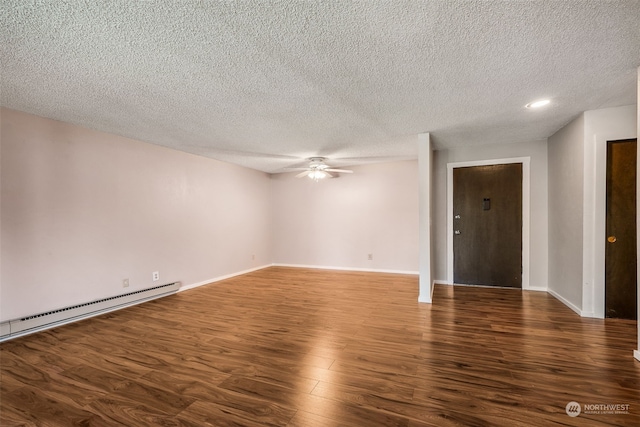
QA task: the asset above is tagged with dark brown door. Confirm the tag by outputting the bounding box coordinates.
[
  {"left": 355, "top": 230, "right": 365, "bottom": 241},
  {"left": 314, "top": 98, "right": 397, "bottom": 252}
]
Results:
[
  {"left": 605, "top": 139, "right": 637, "bottom": 320},
  {"left": 453, "top": 164, "right": 522, "bottom": 288}
]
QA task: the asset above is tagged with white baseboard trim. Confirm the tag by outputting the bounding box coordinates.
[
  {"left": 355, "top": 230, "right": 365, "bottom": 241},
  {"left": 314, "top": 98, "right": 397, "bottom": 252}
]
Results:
[
  {"left": 180, "top": 263, "right": 418, "bottom": 294},
  {"left": 271, "top": 263, "right": 419, "bottom": 275},
  {"left": 525, "top": 286, "right": 548, "bottom": 292},
  {"left": 435, "top": 280, "right": 546, "bottom": 292},
  {"left": 547, "top": 289, "right": 583, "bottom": 316},
  {"left": 634, "top": 350, "right": 640, "bottom": 362},
  {"left": 418, "top": 294, "right": 432, "bottom": 303},
  {"left": 417, "top": 280, "right": 437, "bottom": 304},
  {"left": 178, "top": 264, "right": 272, "bottom": 292}
]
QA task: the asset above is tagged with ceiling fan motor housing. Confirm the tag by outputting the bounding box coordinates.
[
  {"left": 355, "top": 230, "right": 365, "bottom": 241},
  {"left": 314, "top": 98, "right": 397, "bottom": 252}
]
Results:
[{"left": 309, "top": 157, "right": 329, "bottom": 170}]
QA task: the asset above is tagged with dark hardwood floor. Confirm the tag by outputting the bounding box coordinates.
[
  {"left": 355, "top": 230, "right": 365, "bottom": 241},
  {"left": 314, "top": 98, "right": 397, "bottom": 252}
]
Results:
[{"left": 1, "top": 267, "right": 638, "bottom": 426}]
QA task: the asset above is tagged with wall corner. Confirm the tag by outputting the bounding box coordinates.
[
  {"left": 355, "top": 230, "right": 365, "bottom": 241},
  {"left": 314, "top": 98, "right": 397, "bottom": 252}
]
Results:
[{"left": 418, "top": 133, "right": 433, "bottom": 303}]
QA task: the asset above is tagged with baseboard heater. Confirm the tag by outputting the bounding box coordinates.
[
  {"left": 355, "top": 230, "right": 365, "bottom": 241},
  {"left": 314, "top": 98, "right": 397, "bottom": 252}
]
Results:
[{"left": 0, "top": 282, "right": 181, "bottom": 342}]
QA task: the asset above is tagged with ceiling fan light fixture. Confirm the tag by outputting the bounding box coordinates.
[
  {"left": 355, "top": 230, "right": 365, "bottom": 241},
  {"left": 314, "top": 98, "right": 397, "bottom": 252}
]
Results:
[
  {"left": 292, "top": 157, "right": 352, "bottom": 180},
  {"left": 526, "top": 99, "right": 551, "bottom": 109},
  {"left": 308, "top": 170, "right": 328, "bottom": 181}
]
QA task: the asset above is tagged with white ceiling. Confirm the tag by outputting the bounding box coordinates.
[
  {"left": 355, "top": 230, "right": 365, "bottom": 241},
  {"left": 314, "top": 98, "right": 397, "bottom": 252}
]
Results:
[{"left": 1, "top": 1, "right": 639, "bottom": 173}]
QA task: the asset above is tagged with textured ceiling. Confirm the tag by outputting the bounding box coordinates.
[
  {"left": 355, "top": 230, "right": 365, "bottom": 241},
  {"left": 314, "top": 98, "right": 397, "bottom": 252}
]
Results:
[{"left": 1, "top": 1, "right": 639, "bottom": 173}]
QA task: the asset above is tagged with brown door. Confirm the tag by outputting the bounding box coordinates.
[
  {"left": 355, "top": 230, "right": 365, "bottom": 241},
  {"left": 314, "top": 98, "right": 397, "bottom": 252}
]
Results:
[
  {"left": 605, "top": 139, "right": 637, "bottom": 320},
  {"left": 453, "top": 164, "right": 522, "bottom": 288}
]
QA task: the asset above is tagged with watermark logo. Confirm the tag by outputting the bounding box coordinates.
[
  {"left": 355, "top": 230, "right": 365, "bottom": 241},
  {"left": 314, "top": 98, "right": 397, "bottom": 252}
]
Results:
[
  {"left": 583, "top": 403, "right": 630, "bottom": 415},
  {"left": 566, "top": 401, "right": 581, "bottom": 417},
  {"left": 566, "top": 401, "right": 631, "bottom": 417}
]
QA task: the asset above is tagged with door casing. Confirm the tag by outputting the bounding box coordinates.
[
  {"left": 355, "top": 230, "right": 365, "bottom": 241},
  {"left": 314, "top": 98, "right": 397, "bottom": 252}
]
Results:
[{"left": 588, "top": 133, "right": 638, "bottom": 318}]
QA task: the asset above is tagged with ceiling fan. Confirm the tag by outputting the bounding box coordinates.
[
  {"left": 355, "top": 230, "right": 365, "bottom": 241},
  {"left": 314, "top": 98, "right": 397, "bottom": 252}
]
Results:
[{"left": 290, "top": 157, "right": 354, "bottom": 180}]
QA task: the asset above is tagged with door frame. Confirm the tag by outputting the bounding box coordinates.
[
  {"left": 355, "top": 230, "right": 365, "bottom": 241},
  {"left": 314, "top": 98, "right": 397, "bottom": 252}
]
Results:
[
  {"left": 447, "top": 157, "right": 531, "bottom": 289},
  {"left": 587, "top": 134, "right": 638, "bottom": 318}
]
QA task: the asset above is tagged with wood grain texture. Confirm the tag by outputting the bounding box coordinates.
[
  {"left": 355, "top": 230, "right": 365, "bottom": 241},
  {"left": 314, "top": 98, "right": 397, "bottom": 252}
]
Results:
[
  {"left": 1, "top": 267, "right": 638, "bottom": 426},
  {"left": 606, "top": 138, "right": 637, "bottom": 319}
]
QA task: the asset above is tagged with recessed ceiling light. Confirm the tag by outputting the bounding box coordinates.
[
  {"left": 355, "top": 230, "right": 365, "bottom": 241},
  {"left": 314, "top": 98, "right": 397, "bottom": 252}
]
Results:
[{"left": 526, "top": 99, "right": 551, "bottom": 109}]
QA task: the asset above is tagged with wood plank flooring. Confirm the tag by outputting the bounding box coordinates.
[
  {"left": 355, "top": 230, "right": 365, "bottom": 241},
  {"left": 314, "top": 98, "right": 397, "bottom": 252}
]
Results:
[{"left": 1, "top": 266, "right": 639, "bottom": 426}]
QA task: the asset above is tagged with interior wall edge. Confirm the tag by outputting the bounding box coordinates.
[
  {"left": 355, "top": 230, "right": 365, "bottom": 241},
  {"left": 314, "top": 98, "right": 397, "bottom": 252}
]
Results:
[
  {"left": 547, "top": 288, "right": 586, "bottom": 317},
  {"left": 177, "top": 264, "right": 273, "bottom": 292}
]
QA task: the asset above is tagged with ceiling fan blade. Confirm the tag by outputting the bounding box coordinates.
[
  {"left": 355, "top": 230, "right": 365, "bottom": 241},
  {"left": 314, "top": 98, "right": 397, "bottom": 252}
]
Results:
[
  {"left": 325, "top": 168, "right": 353, "bottom": 173},
  {"left": 324, "top": 171, "right": 334, "bottom": 178},
  {"left": 295, "top": 170, "right": 311, "bottom": 178},
  {"left": 283, "top": 168, "right": 311, "bottom": 171}
]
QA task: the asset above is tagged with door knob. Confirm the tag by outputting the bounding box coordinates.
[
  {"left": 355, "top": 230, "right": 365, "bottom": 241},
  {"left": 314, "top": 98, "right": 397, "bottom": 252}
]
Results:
[
  {"left": 454, "top": 230, "right": 461, "bottom": 235},
  {"left": 607, "top": 236, "right": 617, "bottom": 243}
]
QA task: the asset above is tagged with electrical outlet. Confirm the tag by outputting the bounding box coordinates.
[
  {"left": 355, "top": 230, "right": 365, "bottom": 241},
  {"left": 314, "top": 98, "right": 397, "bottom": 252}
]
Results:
[
  {"left": 368, "top": 253, "right": 373, "bottom": 260},
  {"left": 252, "top": 254, "right": 255, "bottom": 260},
  {"left": 123, "top": 278, "right": 129, "bottom": 288},
  {"left": 152, "top": 271, "right": 159, "bottom": 282}
]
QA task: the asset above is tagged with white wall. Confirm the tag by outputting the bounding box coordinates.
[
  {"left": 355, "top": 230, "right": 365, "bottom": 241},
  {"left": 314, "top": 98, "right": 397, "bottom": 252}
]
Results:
[
  {"left": 271, "top": 160, "right": 419, "bottom": 273},
  {"left": 431, "top": 140, "right": 549, "bottom": 288},
  {"left": 547, "top": 114, "right": 585, "bottom": 311},
  {"left": 583, "top": 105, "right": 637, "bottom": 317},
  {"left": 547, "top": 104, "right": 637, "bottom": 317},
  {"left": 418, "top": 133, "right": 433, "bottom": 302},
  {"left": 1, "top": 108, "right": 272, "bottom": 321}
]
